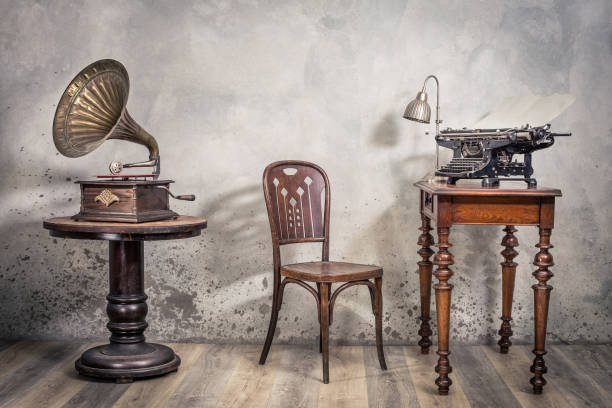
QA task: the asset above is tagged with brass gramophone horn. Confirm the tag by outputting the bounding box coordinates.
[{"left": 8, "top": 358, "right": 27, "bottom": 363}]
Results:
[{"left": 52, "top": 59, "right": 160, "bottom": 177}]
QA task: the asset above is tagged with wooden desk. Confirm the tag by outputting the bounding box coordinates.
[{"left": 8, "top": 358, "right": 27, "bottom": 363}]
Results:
[
  {"left": 414, "top": 179, "right": 562, "bottom": 395},
  {"left": 43, "top": 216, "right": 207, "bottom": 383}
]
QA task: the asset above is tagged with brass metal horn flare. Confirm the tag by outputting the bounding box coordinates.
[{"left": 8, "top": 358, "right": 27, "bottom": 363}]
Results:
[{"left": 52, "top": 59, "right": 160, "bottom": 177}]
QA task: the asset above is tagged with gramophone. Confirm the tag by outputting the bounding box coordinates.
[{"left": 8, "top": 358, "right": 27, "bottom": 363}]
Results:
[{"left": 53, "top": 59, "right": 194, "bottom": 222}]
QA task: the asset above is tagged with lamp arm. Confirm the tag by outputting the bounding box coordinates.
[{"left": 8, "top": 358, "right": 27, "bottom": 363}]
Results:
[
  {"left": 422, "top": 75, "right": 440, "bottom": 130},
  {"left": 423, "top": 75, "right": 441, "bottom": 169}
]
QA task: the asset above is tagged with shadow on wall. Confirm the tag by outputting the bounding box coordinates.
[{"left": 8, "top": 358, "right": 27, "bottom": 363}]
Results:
[
  {"left": 145, "top": 182, "right": 277, "bottom": 343},
  {"left": 335, "top": 110, "right": 512, "bottom": 345},
  {"left": 358, "top": 112, "right": 546, "bottom": 345},
  {"left": 0, "top": 180, "right": 274, "bottom": 342},
  {"left": 338, "top": 153, "right": 431, "bottom": 345},
  {"left": 0, "top": 217, "right": 109, "bottom": 341},
  {"left": 369, "top": 112, "right": 401, "bottom": 147},
  {"left": 194, "top": 174, "right": 384, "bottom": 346},
  {"left": 344, "top": 154, "right": 515, "bottom": 345},
  {"left": 203, "top": 184, "right": 267, "bottom": 246},
  {"left": 316, "top": 111, "right": 435, "bottom": 344}
]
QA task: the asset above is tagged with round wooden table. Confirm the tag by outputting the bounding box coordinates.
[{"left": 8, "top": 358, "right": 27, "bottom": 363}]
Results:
[{"left": 43, "top": 216, "right": 207, "bottom": 383}]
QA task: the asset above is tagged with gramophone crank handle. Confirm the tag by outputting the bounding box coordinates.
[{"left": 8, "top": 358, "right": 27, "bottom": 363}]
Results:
[
  {"left": 174, "top": 194, "right": 196, "bottom": 201},
  {"left": 155, "top": 186, "right": 196, "bottom": 201}
]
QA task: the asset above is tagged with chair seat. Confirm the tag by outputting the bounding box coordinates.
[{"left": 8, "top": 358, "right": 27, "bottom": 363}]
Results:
[{"left": 280, "top": 261, "right": 382, "bottom": 283}]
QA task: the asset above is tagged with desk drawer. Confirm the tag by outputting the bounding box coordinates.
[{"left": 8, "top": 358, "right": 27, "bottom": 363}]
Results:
[{"left": 451, "top": 196, "right": 540, "bottom": 225}]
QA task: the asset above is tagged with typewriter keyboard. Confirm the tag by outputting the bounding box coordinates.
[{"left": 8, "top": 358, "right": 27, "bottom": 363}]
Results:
[{"left": 438, "top": 158, "right": 486, "bottom": 174}]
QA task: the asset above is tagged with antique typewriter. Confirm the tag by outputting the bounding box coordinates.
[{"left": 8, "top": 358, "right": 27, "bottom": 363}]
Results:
[{"left": 435, "top": 124, "right": 571, "bottom": 188}]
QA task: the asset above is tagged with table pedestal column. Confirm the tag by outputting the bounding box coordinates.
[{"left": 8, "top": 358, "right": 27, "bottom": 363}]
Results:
[{"left": 75, "top": 241, "right": 180, "bottom": 383}]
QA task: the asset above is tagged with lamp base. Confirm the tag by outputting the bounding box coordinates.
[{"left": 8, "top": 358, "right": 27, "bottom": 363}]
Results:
[{"left": 421, "top": 171, "right": 447, "bottom": 184}]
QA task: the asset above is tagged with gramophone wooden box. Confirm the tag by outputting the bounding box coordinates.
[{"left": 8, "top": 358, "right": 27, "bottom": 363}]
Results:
[{"left": 74, "top": 179, "right": 178, "bottom": 223}]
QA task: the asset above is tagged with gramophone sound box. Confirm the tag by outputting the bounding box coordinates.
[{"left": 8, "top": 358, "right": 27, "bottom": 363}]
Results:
[{"left": 52, "top": 59, "right": 194, "bottom": 223}]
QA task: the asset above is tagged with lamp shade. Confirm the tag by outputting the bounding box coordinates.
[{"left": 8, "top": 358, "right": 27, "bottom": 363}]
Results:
[{"left": 403, "top": 91, "right": 431, "bottom": 123}]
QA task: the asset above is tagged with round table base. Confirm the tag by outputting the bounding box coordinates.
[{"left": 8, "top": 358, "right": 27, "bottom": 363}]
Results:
[{"left": 75, "top": 343, "right": 181, "bottom": 383}]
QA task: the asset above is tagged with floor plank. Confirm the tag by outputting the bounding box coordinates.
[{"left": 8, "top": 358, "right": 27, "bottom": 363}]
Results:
[
  {"left": 9, "top": 343, "right": 91, "bottom": 408},
  {"left": 481, "top": 345, "right": 571, "bottom": 408},
  {"left": 403, "top": 346, "right": 470, "bottom": 407},
  {"left": 111, "top": 343, "right": 207, "bottom": 408},
  {"left": 544, "top": 345, "right": 612, "bottom": 407},
  {"left": 599, "top": 343, "right": 612, "bottom": 358},
  {"left": 165, "top": 344, "right": 241, "bottom": 408},
  {"left": 559, "top": 345, "right": 612, "bottom": 398},
  {"left": 451, "top": 345, "right": 522, "bottom": 407},
  {"left": 267, "top": 345, "right": 321, "bottom": 408},
  {"left": 0, "top": 340, "right": 15, "bottom": 353},
  {"left": 0, "top": 342, "right": 57, "bottom": 385},
  {"left": 62, "top": 379, "right": 132, "bottom": 408},
  {"left": 215, "top": 345, "right": 283, "bottom": 408},
  {"left": 364, "top": 346, "right": 419, "bottom": 408},
  {"left": 0, "top": 342, "right": 80, "bottom": 408},
  {"left": 318, "top": 346, "right": 368, "bottom": 408},
  {"left": 0, "top": 342, "right": 611, "bottom": 407}
]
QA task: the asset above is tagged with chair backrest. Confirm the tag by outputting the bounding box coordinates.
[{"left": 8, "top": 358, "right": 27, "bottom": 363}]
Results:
[{"left": 262, "top": 161, "right": 330, "bottom": 259}]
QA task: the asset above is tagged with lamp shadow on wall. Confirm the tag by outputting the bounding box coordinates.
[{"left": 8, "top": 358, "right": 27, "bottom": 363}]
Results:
[{"left": 369, "top": 112, "right": 400, "bottom": 147}]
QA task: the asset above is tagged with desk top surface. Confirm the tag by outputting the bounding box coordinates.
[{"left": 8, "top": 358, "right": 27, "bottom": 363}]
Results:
[
  {"left": 414, "top": 179, "right": 562, "bottom": 197},
  {"left": 43, "top": 215, "right": 207, "bottom": 237}
]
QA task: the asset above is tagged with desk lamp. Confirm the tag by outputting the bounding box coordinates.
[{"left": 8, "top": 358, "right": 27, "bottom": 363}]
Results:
[{"left": 403, "top": 75, "right": 441, "bottom": 171}]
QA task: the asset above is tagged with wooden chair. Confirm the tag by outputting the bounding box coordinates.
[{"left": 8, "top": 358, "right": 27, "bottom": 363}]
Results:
[{"left": 258, "top": 160, "right": 387, "bottom": 383}]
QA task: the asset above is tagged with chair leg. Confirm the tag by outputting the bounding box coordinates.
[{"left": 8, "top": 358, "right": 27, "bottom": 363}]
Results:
[
  {"left": 317, "top": 283, "right": 322, "bottom": 353},
  {"left": 259, "top": 277, "right": 283, "bottom": 365},
  {"left": 374, "top": 277, "right": 387, "bottom": 370},
  {"left": 320, "top": 283, "right": 330, "bottom": 383},
  {"left": 367, "top": 285, "right": 376, "bottom": 312}
]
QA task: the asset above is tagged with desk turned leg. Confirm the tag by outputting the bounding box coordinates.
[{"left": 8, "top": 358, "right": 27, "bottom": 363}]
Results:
[
  {"left": 498, "top": 225, "right": 518, "bottom": 353},
  {"left": 417, "top": 215, "right": 434, "bottom": 354},
  {"left": 530, "top": 227, "right": 554, "bottom": 394},
  {"left": 75, "top": 241, "right": 180, "bottom": 382},
  {"left": 433, "top": 227, "right": 454, "bottom": 395}
]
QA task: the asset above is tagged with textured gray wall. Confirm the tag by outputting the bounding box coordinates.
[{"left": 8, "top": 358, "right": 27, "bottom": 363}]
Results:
[{"left": 0, "top": 0, "right": 610, "bottom": 345}]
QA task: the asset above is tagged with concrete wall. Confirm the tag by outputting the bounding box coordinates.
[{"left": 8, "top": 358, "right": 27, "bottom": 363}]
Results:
[{"left": 1, "top": 0, "right": 610, "bottom": 345}]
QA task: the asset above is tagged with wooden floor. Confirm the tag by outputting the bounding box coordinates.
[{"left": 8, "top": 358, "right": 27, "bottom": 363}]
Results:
[{"left": 0, "top": 341, "right": 610, "bottom": 407}]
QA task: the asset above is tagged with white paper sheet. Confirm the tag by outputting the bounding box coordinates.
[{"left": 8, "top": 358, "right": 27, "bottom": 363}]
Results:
[{"left": 472, "top": 93, "right": 575, "bottom": 129}]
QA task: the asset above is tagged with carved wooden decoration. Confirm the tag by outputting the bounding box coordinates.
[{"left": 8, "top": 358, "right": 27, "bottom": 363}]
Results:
[
  {"left": 266, "top": 165, "right": 326, "bottom": 242},
  {"left": 95, "top": 189, "right": 120, "bottom": 207}
]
